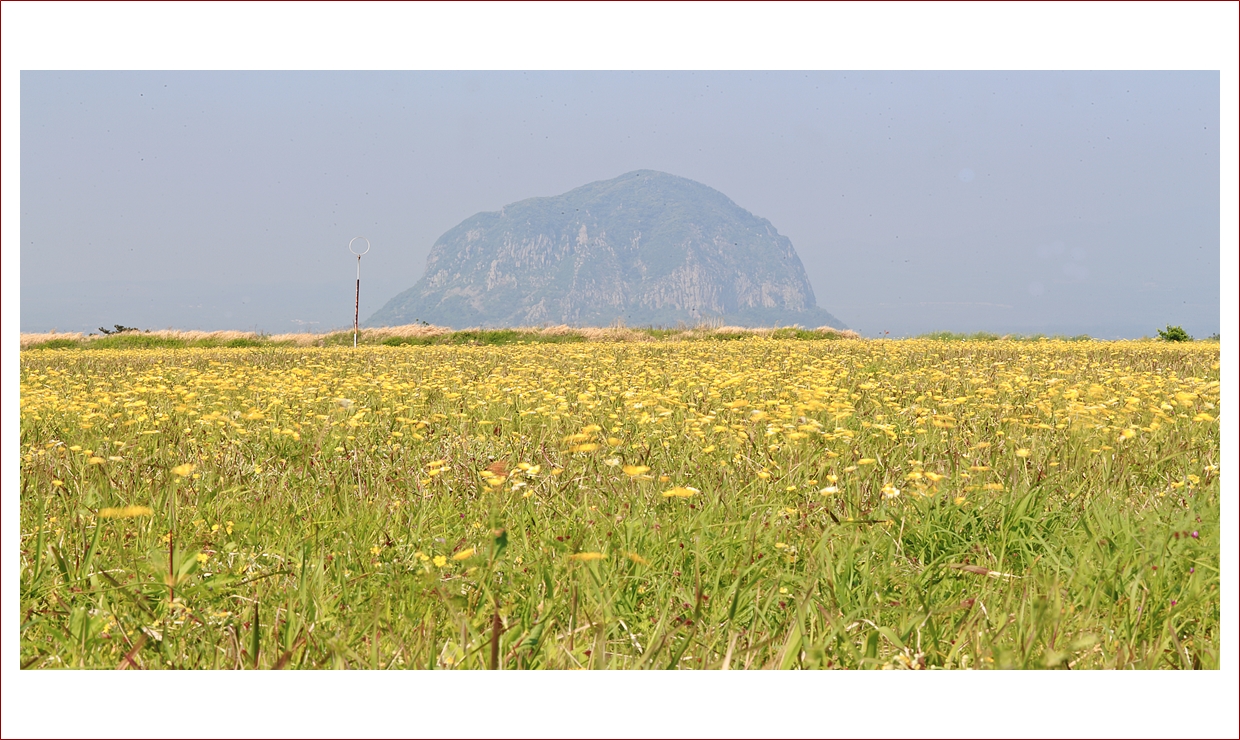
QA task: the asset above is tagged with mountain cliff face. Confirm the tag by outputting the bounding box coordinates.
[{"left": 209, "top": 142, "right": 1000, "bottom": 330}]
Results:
[{"left": 366, "top": 170, "right": 846, "bottom": 329}]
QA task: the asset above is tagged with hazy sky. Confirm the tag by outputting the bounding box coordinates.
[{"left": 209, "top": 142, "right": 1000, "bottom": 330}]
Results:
[{"left": 19, "top": 69, "right": 1220, "bottom": 337}]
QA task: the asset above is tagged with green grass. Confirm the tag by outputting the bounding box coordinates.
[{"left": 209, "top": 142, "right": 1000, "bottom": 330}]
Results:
[
  {"left": 24, "top": 335, "right": 289, "bottom": 351},
  {"left": 74, "top": 334, "right": 191, "bottom": 350},
  {"left": 917, "top": 331, "right": 1096, "bottom": 342},
  {"left": 382, "top": 336, "right": 436, "bottom": 347},
  {"left": 26, "top": 338, "right": 81, "bottom": 350},
  {"left": 22, "top": 326, "right": 847, "bottom": 351},
  {"left": 18, "top": 340, "right": 1219, "bottom": 669},
  {"left": 222, "top": 337, "right": 266, "bottom": 348},
  {"left": 383, "top": 330, "right": 589, "bottom": 347}
]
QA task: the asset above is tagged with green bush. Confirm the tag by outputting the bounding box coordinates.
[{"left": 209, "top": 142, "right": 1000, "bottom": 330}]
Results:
[
  {"left": 1157, "top": 325, "right": 1192, "bottom": 342},
  {"left": 89, "top": 334, "right": 188, "bottom": 349},
  {"left": 527, "top": 332, "right": 586, "bottom": 344},
  {"left": 382, "top": 336, "right": 434, "bottom": 347},
  {"left": 705, "top": 331, "right": 751, "bottom": 342},
  {"left": 97, "top": 324, "right": 140, "bottom": 335},
  {"left": 320, "top": 332, "right": 359, "bottom": 347},
  {"left": 26, "top": 338, "right": 82, "bottom": 350}
]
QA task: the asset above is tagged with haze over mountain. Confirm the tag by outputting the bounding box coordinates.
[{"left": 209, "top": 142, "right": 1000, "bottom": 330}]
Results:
[{"left": 367, "top": 171, "right": 845, "bottom": 329}]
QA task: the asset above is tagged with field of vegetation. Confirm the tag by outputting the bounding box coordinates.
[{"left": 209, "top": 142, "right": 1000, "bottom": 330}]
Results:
[
  {"left": 18, "top": 338, "right": 1220, "bottom": 669},
  {"left": 18, "top": 323, "right": 860, "bottom": 350}
]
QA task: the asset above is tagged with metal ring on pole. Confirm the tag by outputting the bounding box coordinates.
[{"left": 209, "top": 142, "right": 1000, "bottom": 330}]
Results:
[{"left": 349, "top": 236, "right": 371, "bottom": 256}]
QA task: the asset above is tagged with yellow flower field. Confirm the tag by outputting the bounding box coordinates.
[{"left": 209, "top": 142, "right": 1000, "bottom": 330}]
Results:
[{"left": 19, "top": 338, "right": 1220, "bottom": 669}]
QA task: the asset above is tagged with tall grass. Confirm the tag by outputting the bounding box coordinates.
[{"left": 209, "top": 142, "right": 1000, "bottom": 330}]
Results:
[
  {"left": 917, "top": 331, "right": 1097, "bottom": 342},
  {"left": 21, "top": 324, "right": 859, "bottom": 350}
]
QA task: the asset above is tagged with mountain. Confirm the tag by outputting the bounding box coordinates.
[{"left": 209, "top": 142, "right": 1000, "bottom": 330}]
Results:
[{"left": 366, "top": 170, "right": 846, "bottom": 329}]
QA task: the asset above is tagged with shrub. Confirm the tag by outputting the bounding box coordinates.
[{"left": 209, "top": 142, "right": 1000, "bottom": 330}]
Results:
[
  {"left": 27, "top": 338, "right": 81, "bottom": 350},
  {"left": 769, "top": 328, "right": 821, "bottom": 340},
  {"left": 1157, "top": 325, "right": 1192, "bottom": 342},
  {"left": 382, "top": 336, "right": 434, "bottom": 347},
  {"left": 706, "top": 331, "right": 751, "bottom": 342},
  {"left": 321, "top": 332, "right": 359, "bottom": 347},
  {"left": 90, "top": 334, "right": 187, "bottom": 349},
  {"left": 98, "top": 324, "right": 140, "bottom": 335}
]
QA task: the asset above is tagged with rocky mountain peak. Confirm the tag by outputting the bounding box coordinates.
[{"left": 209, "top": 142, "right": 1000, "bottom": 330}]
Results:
[{"left": 367, "top": 170, "right": 846, "bottom": 329}]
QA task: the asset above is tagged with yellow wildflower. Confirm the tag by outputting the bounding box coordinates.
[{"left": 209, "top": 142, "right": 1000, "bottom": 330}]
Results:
[{"left": 98, "top": 505, "right": 153, "bottom": 519}]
